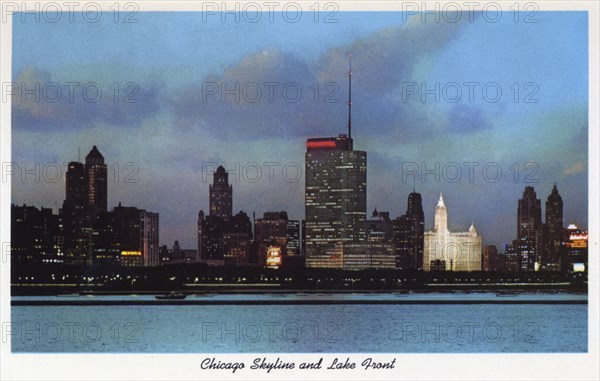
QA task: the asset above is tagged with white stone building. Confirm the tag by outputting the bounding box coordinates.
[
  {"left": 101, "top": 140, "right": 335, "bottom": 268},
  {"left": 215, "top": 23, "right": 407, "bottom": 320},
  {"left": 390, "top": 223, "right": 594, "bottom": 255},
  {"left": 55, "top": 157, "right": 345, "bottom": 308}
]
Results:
[{"left": 424, "top": 194, "right": 482, "bottom": 271}]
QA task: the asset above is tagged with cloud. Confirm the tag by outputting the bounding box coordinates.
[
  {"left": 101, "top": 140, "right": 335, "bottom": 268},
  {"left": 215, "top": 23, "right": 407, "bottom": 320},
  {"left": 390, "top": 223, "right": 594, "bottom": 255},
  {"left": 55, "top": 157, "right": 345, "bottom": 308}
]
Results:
[
  {"left": 166, "top": 16, "right": 479, "bottom": 142},
  {"left": 446, "top": 104, "right": 493, "bottom": 133},
  {"left": 167, "top": 48, "right": 347, "bottom": 140},
  {"left": 11, "top": 66, "right": 162, "bottom": 131},
  {"left": 563, "top": 161, "right": 585, "bottom": 176}
]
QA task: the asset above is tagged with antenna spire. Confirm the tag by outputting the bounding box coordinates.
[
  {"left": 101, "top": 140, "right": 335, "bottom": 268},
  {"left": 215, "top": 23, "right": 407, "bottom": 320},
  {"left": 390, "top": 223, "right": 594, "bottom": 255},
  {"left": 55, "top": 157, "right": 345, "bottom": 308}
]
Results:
[{"left": 347, "top": 53, "right": 352, "bottom": 140}]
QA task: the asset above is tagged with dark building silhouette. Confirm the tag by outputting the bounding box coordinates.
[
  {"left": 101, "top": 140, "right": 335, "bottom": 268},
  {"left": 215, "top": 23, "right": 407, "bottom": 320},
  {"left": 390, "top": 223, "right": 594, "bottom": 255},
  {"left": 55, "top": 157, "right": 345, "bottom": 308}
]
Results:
[
  {"left": 65, "top": 161, "right": 86, "bottom": 208},
  {"left": 254, "top": 211, "right": 289, "bottom": 266},
  {"left": 393, "top": 192, "right": 425, "bottom": 270},
  {"left": 209, "top": 165, "right": 233, "bottom": 220},
  {"left": 112, "top": 205, "right": 142, "bottom": 265},
  {"left": 60, "top": 204, "right": 93, "bottom": 265},
  {"left": 367, "top": 209, "right": 393, "bottom": 243},
  {"left": 286, "top": 220, "right": 301, "bottom": 257},
  {"left": 544, "top": 184, "right": 563, "bottom": 271},
  {"left": 61, "top": 147, "right": 108, "bottom": 265},
  {"left": 159, "top": 245, "right": 170, "bottom": 264},
  {"left": 197, "top": 212, "right": 225, "bottom": 264},
  {"left": 198, "top": 211, "right": 252, "bottom": 266},
  {"left": 85, "top": 146, "right": 108, "bottom": 213},
  {"left": 223, "top": 211, "right": 252, "bottom": 266},
  {"left": 14, "top": 146, "right": 160, "bottom": 268},
  {"left": 285, "top": 219, "right": 303, "bottom": 267},
  {"left": 301, "top": 219, "right": 306, "bottom": 256},
  {"left": 198, "top": 167, "right": 251, "bottom": 266},
  {"left": 516, "top": 186, "right": 543, "bottom": 271},
  {"left": 505, "top": 242, "right": 519, "bottom": 272},
  {"left": 92, "top": 211, "right": 120, "bottom": 264},
  {"left": 61, "top": 160, "right": 95, "bottom": 265},
  {"left": 112, "top": 203, "right": 160, "bottom": 266},
  {"left": 172, "top": 240, "right": 182, "bottom": 259},
  {"left": 11, "top": 204, "right": 64, "bottom": 264},
  {"left": 483, "top": 244, "right": 500, "bottom": 271},
  {"left": 430, "top": 259, "right": 446, "bottom": 271},
  {"left": 58, "top": 147, "right": 159, "bottom": 267},
  {"left": 350, "top": 209, "right": 395, "bottom": 270}
]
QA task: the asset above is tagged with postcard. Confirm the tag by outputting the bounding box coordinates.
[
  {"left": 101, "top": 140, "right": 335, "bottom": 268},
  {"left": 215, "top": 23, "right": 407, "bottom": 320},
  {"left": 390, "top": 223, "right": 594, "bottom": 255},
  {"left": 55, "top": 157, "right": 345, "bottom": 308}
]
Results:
[{"left": 1, "top": 1, "right": 598, "bottom": 380}]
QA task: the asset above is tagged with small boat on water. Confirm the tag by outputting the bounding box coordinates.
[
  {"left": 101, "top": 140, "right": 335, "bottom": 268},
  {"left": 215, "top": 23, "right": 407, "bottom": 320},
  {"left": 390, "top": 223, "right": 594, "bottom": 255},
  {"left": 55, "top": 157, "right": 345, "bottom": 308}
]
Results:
[{"left": 155, "top": 292, "right": 187, "bottom": 300}]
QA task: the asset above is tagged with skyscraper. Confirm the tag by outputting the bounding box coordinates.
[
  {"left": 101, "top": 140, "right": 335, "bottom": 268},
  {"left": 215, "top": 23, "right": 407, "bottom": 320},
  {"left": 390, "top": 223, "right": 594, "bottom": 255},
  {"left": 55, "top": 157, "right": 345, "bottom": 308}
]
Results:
[
  {"left": 65, "top": 161, "right": 86, "bottom": 208},
  {"left": 517, "top": 186, "right": 542, "bottom": 271},
  {"left": 349, "top": 209, "right": 395, "bottom": 269},
  {"left": 62, "top": 160, "right": 94, "bottom": 265},
  {"left": 366, "top": 209, "right": 393, "bottom": 243},
  {"left": 198, "top": 168, "right": 251, "bottom": 266},
  {"left": 544, "top": 184, "right": 563, "bottom": 270},
  {"left": 423, "top": 194, "right": 482, "bottom": 271},
  {"left": 304, "top": 55, "right": 367, "bottom": 268},
  {"left": 113, "top": 203, "right": 159, "bottom": 267},
  {"left": 209, "top": 165, "right": 232, "bottom": 220},
  {"left": 222, "top": 211, "right": 252, "bottom": 266},
  {"left": 286, "top": 220, "right": 301, "bottom": 256},
  {"left": 304, "top": 135, "right": 367, "bottom": 268},
  {"left": 85, "top": 145, "right": 108, "bottom": 212},
  {"left": 197, "top": 212, "right": 226, "bottom": 264},
  {"left": 141, "top": 211, "right": 160, "bottom": 267},
  {"left": 393, "top": 192, "right": 425, "bottom": 270},
  {"left": 254, "top": 211, "right": 289, "bottom": 265}
]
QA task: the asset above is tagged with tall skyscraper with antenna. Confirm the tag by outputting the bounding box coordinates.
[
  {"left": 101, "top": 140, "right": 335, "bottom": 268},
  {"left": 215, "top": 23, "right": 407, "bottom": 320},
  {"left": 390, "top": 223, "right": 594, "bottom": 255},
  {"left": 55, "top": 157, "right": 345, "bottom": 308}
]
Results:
[{"left": 304, "top": 54, "right": 367, "bottom": 268}]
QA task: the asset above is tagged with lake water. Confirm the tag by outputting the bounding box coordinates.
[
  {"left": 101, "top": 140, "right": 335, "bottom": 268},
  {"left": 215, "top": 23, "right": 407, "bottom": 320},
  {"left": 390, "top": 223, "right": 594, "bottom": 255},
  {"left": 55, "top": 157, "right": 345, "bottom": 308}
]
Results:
[{"left": 11, "top": 292, "right": 587, "bottom": 353}]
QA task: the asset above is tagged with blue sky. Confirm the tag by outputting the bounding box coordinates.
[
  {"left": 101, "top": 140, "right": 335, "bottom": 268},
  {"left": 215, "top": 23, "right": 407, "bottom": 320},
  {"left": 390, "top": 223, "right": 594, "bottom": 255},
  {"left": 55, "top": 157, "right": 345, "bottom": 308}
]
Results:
[{"left": 11, "top": 11, "right": 588, "bottom": 249}]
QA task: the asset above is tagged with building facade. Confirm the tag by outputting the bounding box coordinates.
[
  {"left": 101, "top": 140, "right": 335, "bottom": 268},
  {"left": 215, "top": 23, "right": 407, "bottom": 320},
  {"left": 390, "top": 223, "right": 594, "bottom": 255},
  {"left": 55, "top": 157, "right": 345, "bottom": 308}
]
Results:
[
  {"left": 423, "top": 194, "right": 482, "bottom": 271},
  {"left": 543, "top": 184, "right": 563, "bottom": 271},
  {"left": 222, "top": 211, "right": 252, "bottom": 266},
  {"left": 85, "top": 145, "right": 108, "bottom": 213},
  {"left": 516, "top": 186, "right": 543, "bottom": 271},
  {"left": 254, "top": 211, "right": 289, "bottom": 266},
  {"left": 198, "top": 167, "right": 252, "bottom": 266},
  {"left": 11, "top": 204, "right": 64, "bottom": 264},
  {"left": 61, "top": 147, "right": 108, "bottom": 265},
  {"left": 113, "top": 204, "right": 159, "bottom": 267},
  {"left": 304, "top": 135, "right": 367, "bottom": 268},
  {"left": 209, "top": 165, "right": 233, "bottom": 220},
  {"left": 562, "top": 224, "right": 588, "bottom": 272},
  {"left": 392, "top": 192, "right": 425, "bottom": 270},
  {"left": 286, "top": 220, "right": 301, "bottom": 257},
  {"left": 481, "top": 245, "right": 500, "bottom": 271}
]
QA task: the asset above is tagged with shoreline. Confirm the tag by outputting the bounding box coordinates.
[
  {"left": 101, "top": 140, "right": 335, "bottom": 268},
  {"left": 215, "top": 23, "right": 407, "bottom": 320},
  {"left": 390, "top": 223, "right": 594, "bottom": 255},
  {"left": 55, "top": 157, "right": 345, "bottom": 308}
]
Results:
[{"left": 11, "top": 299, "right": 588, "bottom": 306}]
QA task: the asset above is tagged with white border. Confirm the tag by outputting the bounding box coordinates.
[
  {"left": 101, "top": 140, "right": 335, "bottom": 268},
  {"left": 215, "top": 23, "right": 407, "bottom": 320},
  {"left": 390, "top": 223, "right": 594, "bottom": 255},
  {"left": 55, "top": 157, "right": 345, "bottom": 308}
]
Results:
[{"left": 1, "top": 1, "right": 598, "bottom": 380}]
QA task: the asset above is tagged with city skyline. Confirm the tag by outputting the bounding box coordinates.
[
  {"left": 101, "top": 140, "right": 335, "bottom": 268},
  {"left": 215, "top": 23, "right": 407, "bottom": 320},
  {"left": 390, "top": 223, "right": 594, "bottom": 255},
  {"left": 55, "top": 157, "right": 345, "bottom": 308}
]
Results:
[
  {"left": 11, "top": 142, "right": 584, "bottom": 256},
  {"left": 11, "top": 11, "right": 588, "bottom": 249}
]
